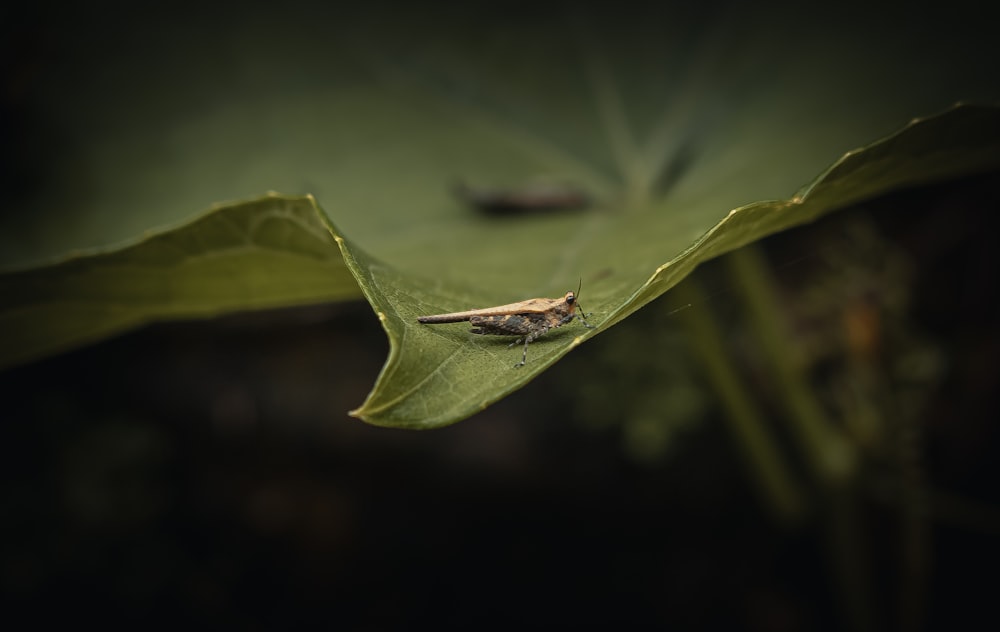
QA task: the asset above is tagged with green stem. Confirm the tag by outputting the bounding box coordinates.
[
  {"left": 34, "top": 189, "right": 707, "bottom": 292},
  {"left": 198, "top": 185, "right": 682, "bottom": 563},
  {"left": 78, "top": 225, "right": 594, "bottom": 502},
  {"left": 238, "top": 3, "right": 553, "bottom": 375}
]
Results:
[
  {"left": 668, "top": 279, "right": 806, "bottom": 525},
  {"left": 726, "top": 246, "right": 857, "bottom": 486},
  {"left": 726, "top": 246, "right": 872, "bottom": 632}
]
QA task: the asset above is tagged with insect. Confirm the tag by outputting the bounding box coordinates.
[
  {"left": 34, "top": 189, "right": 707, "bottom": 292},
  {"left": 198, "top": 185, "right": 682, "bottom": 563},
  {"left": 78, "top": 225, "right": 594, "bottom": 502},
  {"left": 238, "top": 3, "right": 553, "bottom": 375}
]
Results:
[{"left": 417, "top": 284, "right": 595, "bottom": 367}]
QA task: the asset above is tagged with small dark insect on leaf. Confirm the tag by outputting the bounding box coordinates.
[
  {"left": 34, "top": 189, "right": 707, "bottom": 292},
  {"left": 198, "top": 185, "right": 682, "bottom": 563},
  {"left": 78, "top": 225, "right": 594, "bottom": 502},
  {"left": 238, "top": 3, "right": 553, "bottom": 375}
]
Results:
[
  {"left": 453, "top": 182, "right": 591, "bottom": 216},
  {"left": 417, "top": 284, "right": 594, "bottom": 367}
]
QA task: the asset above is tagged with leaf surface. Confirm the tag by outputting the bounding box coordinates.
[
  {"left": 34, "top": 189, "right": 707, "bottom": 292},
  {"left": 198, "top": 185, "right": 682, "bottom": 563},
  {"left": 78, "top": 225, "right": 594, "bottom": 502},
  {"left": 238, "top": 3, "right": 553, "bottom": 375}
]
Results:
[
  {"left": 349, "top": 104, "right": 1000, "bottom": 427},
  {"left": 0, "top": 196, "right": 360, "bottom": 369}
]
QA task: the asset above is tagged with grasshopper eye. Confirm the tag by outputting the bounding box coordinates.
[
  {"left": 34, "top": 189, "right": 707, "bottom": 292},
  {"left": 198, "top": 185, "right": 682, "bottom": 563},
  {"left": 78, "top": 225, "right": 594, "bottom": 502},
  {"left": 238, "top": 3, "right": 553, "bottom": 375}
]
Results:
[{"left": 566, "top": 292, "right": 576, "bottom": 304}]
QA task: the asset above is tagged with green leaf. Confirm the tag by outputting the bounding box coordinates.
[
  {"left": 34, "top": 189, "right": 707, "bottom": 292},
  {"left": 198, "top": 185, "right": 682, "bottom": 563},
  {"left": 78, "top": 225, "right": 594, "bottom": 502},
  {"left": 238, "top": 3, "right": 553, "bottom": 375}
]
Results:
[
  {"left": 0, "top": 195, "right": 361, "bottom": 369},
  {"left": 3, "top": 4, "right": 999, "bottom": 427},
  {"left": 350, "top": 104, "right": 1000, "bottom": 428}
]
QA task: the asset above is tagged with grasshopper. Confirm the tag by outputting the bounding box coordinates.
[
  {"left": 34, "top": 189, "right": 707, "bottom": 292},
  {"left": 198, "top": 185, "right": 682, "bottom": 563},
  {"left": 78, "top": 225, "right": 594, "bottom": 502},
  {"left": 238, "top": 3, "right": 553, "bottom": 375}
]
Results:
[{"left": 417, "top": 284, "right": 594, "bottom": 367}]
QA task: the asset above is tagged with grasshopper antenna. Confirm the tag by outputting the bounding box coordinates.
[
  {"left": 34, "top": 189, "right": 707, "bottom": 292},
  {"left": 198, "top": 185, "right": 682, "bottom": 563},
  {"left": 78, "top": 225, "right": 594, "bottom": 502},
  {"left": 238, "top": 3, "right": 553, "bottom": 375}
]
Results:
[{"left": 575, "top": 277, "right": 594, "bottom": 328}]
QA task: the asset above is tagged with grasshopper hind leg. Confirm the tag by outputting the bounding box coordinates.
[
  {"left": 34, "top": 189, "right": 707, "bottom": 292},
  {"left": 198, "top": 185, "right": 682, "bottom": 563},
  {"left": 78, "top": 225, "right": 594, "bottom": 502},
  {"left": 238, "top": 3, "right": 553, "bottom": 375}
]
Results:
[
  {"left": 510, "top": 326, "right": 549, "bottom": 368},
  {"left": 507, "top": 336, "right": 529, "bottom": 367}
]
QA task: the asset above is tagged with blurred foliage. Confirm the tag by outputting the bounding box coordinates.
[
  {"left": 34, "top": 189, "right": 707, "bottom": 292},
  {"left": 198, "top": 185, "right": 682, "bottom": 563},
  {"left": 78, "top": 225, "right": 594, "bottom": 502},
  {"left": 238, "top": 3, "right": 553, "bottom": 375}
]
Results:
[{"left": 540, "top": 174, "right": 1000, "bottom": 629}]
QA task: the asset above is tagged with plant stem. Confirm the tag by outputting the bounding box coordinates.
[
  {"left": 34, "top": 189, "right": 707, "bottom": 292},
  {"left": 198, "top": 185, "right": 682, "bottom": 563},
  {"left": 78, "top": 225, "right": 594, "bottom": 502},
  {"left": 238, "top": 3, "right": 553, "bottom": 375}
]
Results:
[
  {"left": 726, "top": 245, "right": 872, "bottom": 632},
  {"left": 668, "top": 279, "right": 806, "bottom": 525}
]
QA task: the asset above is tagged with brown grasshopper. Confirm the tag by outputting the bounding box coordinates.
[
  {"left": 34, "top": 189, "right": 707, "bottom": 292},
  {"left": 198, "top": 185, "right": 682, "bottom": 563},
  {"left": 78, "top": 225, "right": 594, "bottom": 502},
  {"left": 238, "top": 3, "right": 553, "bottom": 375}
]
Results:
[{"left": 417, "top": 284, "right": 594, "bottom": 367}]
